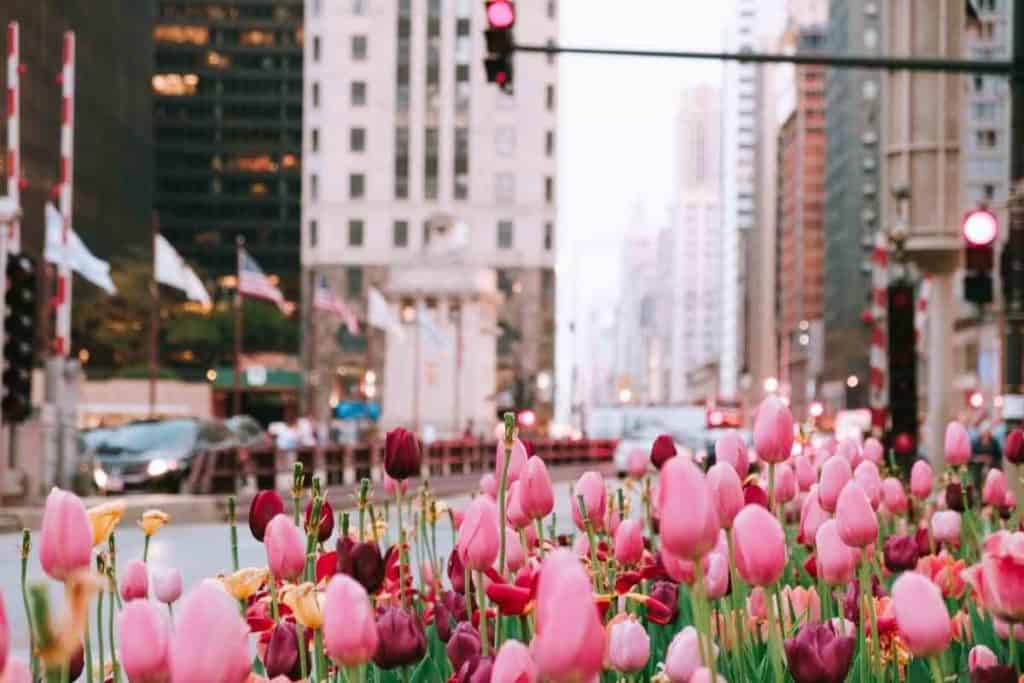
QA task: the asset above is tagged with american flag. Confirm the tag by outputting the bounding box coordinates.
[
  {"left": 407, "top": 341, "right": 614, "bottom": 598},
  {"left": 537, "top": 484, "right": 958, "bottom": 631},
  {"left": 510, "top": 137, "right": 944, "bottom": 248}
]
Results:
[
  {"left": 313, "top": 274, "right": 359, "bottom": 335},
  {"left": 238, "top": 248, "right": 289, "bottom": 312}
]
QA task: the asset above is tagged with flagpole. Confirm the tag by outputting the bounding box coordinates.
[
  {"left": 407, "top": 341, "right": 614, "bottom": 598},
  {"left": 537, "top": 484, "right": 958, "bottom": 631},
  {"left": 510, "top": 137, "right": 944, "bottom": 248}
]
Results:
[
  {"left": 233, "top": 236, "right": 244, "bottom": 416},
  {"left": 413, "top": 298, "right": 421, "bottom": 435},
  {"left": 453, "top": 301, "right": 462, "bottom": 437},
  {"left": 149, "top": 212, "right": 160, "bottom": 417}
]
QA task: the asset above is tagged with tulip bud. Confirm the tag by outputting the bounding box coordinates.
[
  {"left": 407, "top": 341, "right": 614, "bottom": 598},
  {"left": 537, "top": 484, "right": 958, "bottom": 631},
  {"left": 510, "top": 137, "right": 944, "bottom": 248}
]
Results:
[
  {"left": 753, "top": 395, "right": 794, "bottom": 464},
  {"left": 818, "top": 456, "right": 852, "bottom": 514},
  {"left": 495, "top": 439, "right": 528, "bottom": 483},
  {"left": 968, "top": 645, "right": 999, "bottom": 672},
  {"left": 385, "top": 427, "right": 421, "bottom": 481},
  {"left": 281, "top": 582, "right": 324, "bottom": 630},
  {"left": 798, "top": 486, "right": 828, "bottom": 548},
  {"left": 664, "top": 626, "right": 717, "bottom": 683},
  {"left": 520, "top": 456, "right": 555, "bottom": 519},
  {"left": 152, "top": 567, "right": 183, "bottom": 606},
  {"left": 882, "top": 535, "right": 919, "bottom": 572},
  {"left": 39, "top": 488, "right": 92, "bottom": 582},
  {"left": 626, "top": 450, "right": 648, "bottom": 479},
  {"left": 862, "top": 437, "right": 884, "bottom": 466},
  {"left": 931, "top": 510, "right": 961, "bottom": 546},
  {"left": 264, "top": 621, "right": 301, "bottom": 680},
  {"left": 714, "top": 431, "right": 749, "bottom": 478},
  {"left": 459, "top": 655, "right": 495, "bottom": 683},
  {"left": 446, "top": 622, "right": 481, "bottom": 673},
  {"left": 650, "top": 434, "right": 677, "bottom": 470},
  {"left": 892, "top": 571, "right": 952, "bottom": 657},
  {"left": 506, "top": 481, "right": 530, "bottom": 529},
  {"left": 944, "top": 422, "right": 971, "bottom": 467},
  {"left": 170, "top": 581, "right": 252, "bottom": 683},
  {"left": 120, "top": 560, "right": 149, "bottom": 602},
  {"left": 775, "top": 463, "right": 797, "bottom": 504},
  {"left": 138, "top": 510, "right": 170, "bottom": 537},
  {"left": 374, "top": 607, "right": 427, "bottom": 670},
  {"left": 783, "top": 622, "right": 855, "bottom": 683},
  {"left": 492, "top": 640, "right": 537, "bottom": 683},
  {"left": 945, "top": 480, "right": 974, "bottom": 512},
  {"left": 324, "top": 574, "right": 379, "bottom": 667},
  {"left": 614, "top": 519, "right": 644, "bottom": 566},
  {"left": 815, "top": 519, "right": 858, "bottom": 586},
  {"left": 835, "top": 481, "right": 878, "bottom": 548},
  {"left": 658, "top": 458, "right": 719, "bottom": 559},
  {"left": 87, "top": 500, "right": 127, "bottom": 547},
  {"left": 733, "top": 504, "right": 787, "bottom": 586},
  {"left": 881, "top": 477, "right": 908, "bottom": 515},
  {"left": 707, "top": 463, "right": 744, "bottom": 530},
  {"left": 305, "top": 498, "right": 335, "bottom": 543},
  {"left": 910, "top": 460, "right": 933, "bottom": 500},
  {"left": 606, "top": 616, "right": 650, "bottom": 673},
  {"left": 249, "top": 490, "right": 286, "bottom": 542},
  {"left": 457, "top": 496, "right": 500, "bottom": 572},
  {"left": 572, "top": 471, "right": 607, "bottom": 533},
  {"left": 970, "top": 664, "right": 1018, "bottom": 683},
  {"left": 647, "top": 581, "right": 678, "bottom": 625},
  {"left": 983, "top": 469, "right": 1008, "bottom": 509},
  {"left": 1006, "top": 428, "right": 1024, "bottom": 465},
  {"left": 265, "top": 515, "right": 306, "bottom": 581}
]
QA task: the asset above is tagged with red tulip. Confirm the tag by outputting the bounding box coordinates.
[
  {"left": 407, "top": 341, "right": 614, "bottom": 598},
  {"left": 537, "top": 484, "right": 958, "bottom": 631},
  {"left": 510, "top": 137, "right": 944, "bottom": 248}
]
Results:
[
  {"left": 715, "top": 431, "right": 749, "bottom": 478},
  {"left": 447, "top": 622, "right": 482, "bottom": 673},
  {"left": 338, "top": 539, "right": 385, "bottom": 594},
  {"left": 606, "top": 616, "right": 650, "bottom": 673},
  {"left": 743, "top": 483, "right": 769, "bottom": 508},
  {"left": 753, "top": 396, "right": 794, "bottom": 463},
  {"left": 492, "top": 640, "right": 537, "bottom": 683},
  {"left": 39, "top": 488, "right": 92, "bottom": 582},
  {"left": 374, "top": 607, "right": 427, "bottom": 669},
  {"left": 385, "top": 427, "right": 421, "bottom": 481},
  {"left": 614, "top": 518, "right": 644, "bottom": 566},
  {"left": 815, "top": 519, "right": 858, "bottom": 586},
  {"left": 647, "top": 581, "right": 679, "bottom": 625},
  {"left": 118, "top": 600, "right": 170, "bottom": 683},
  {"left": 650, "top": 434, "right": 678, "bottom": 470},
  {"left": 487, "top": 582, "right": 531, "bottom": 616},
  {"left": 783, "top": 622, "right": 855, "bottom": 683},
  {"left": 249, "top": 489, "right": 285, "bottom": 542},
  {"left": 520, "top": 456, "right": 554, "bottom": 520},
  {"left": 1006, "top": 428, "right": 1024, "bottom": 465},
  {"left": 532, "top": 550, "right": 605, "bottom": 682},
  {"left": 305, "top": 498, "right": 335, "bottom": 543},
  {"left": 170, "top": 581, "right": 252, "bottom": 683},
  {"left": 984, "top": 469, "right": 1008, "bottom": 508},
  {"left": 626, "top": 449, "right": 648, "bottom": 479},
  {"left": 892, "top": 571, "right": 952, "bottom": 657},
  {"left": 882, "top": 535, "right": 919, "bottom": 572},
  {"left": 706, "top": 463, "right": 744, "bottom": 529},
  {"left": 457, "top": 496, "right": 500, "bottom": 572},
  {"left": 910, "top": 460, "right": 933, "bottom": 500},
  {"left": 793, "top": 454, "right": 816, "bottom": 492},
  {"left": 862, "top": 437, "right": 884, "bottom": 466},
  {"left": 264, "top": 621, "right": 301, "bottom": 680},
  {"left": 732, "top": 504, "right": 786, "bottom": 586},
  {"left": 658, "top": 457, "right": 719, "bottom": 559},
  {"left": 798, "top": 486, "right": 829, "bottom": 547},
  {"left": 495, "top": 439, "right": 528, "bottom": 482},
  {"left": 881, "top": 477, "right": 908, "bottom": 515},
  {"left": 835, "top": 481, "right": 878, "bottom": 548},
  {"left": 944, "top": 421, "right": 971, "bottom": 467},
  {"left": 818, "top": 456, "right": 852, "bottom": 514},
  {"left": 853, "top": 461, "right": 881, "bottom": 509},
  {"left": 120, "top": 560, "right": 149, "bottom": 602},
  {"left": 324, "top": 574, "right": 378, "bottom": 666},
  {"left": 571, "top": 471, "right": 607, "bottom": 533}
]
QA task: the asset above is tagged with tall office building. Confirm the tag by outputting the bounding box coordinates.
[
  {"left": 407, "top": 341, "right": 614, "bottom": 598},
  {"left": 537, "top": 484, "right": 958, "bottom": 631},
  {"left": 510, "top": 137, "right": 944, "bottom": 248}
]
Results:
[
  {"left": 822, "top": 0, "right": 882, "bottom": 409},
  {"left": 152, "top": 0, "right": 303, "bottom": 290},
  {"left": 303, "top": 0, "right": 558, "bottom": 428},
  {"left": 614, "top": 230, "right": 658, "bottom": 405}
]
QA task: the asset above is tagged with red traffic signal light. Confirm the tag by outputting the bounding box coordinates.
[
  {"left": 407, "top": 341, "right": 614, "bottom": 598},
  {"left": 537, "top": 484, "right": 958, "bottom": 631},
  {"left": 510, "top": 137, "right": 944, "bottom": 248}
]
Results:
[
  {"left": 486, "top": 0, "right": 515, "bottom": 29},
  {"left": 962, "top": 208, "right": 998, "bottom": 247}
]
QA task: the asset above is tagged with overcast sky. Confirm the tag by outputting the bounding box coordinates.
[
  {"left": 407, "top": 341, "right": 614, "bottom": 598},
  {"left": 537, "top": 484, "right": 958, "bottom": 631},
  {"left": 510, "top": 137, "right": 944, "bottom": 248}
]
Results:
[{"left": 554, "top": 1, "right": 730, "bottom": 422}]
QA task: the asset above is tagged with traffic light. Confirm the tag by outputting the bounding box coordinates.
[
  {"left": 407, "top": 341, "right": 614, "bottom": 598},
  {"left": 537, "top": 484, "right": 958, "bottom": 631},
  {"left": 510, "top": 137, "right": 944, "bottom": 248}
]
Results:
[
  {"left": 887, "top": 280, "right": 917, "bottom": 457},
  {"left": 483, "top": 1, "right": 515, "bottom": 92},
  {"left": 962, "top": 207, "right": 998, "bottom": 305},
  {"left": 4, "top": 255, "right": 36, "bottom": 423}
]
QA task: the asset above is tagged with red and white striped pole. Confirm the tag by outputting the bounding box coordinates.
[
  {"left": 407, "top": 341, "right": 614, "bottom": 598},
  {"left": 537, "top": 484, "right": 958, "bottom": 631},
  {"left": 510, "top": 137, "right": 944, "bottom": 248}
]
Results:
[
  {"left": 868, "top": 230, "right": 889, "bottom": 430},
  {"left": 5, "top": 21, "right": 19, "bottom": 252},
  {"left": 55, "top": 32, "right": 75, "bottom": 356}
]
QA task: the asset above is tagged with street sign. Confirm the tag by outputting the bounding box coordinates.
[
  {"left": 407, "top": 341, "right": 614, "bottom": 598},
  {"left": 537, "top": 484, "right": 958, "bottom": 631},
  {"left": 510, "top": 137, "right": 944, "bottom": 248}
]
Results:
[
  {"left": 1003, "top": 394, "right": 1024, "bottom": 420},
  {"left": 246, "top": 365, "right": 267, "bottom": 387}
]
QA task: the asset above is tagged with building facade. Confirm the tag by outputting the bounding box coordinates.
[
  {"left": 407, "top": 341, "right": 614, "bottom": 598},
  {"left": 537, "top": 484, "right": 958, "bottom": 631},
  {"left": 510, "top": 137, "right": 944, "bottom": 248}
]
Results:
[
  {"left": 302, "top": 0, "right": 558, "bottom": 431},
  {"left": 152, "top": 0, "right": 303, "bottom": 291}
]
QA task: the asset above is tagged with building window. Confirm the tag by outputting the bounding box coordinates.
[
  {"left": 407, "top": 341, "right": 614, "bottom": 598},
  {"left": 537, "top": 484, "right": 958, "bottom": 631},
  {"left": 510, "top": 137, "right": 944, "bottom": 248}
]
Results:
[
  {"left": 312, "top": 82, "right": 320, "bottom": 108},
  {"left": 350, "top": 174, "right": 366, "bottom": 199},
  {"left": 395, "top": 127, "right": 409, "bottom": 198},
  {"left": 545, "top": 176, "right": 554, "bottom": 203},
  {"left": 545, "top": 130, "right": 555, "bottom": 157},
  {"left": 497, "top": 221, "right": 514, "bottom": 249},
  {"left": 454, "top": 127, "right": 470, "bottom": 200},
  {"left": 547, "top": 0, "right": 556, "bottom": 19},
  {"left": 346, "top": 267, "right": 363, "bottom": 296},
  {"left": 425, "top": 127, "right": 440, "bottom": 199},
  {"left": 544, "top": 222, "right": 553, "bottom": 250},
  {"left": 977, "top": 129, "right": 998, "bottom": 149},
  {"left": 352, "top": 35, "right": 368, "bottom": 60},
  {"left": 396, "top": 1, "right": 411, "bottom": 112},
  {"left": 351, "top": 81, "right": 367, "bottom": 106},
  {"left": 309, "top": 220, "right": 318, "bottom": 247},
  {"left": 311, "top": 128, "right": 320, "bottom": 153},
  {"left": 546, "top": 84, "right": 556, "bottom": 111},
  {"left": 348, "top": 220, "right": 365, "bottom": 246},
  {"left": 423, "top": 220, "right": 432, "bottom": 246},
  {"left": 455, "top": 9, "right": 472, "bottom": 113},
  {"left": 313, "top": 36, "right": 321, "bottom": 62},
  {"left": 496, "top": 127, "right": 515, "bottom": 156},
  {"left": 350, "top": 127, "right": 366, "bottom": 152},
  {"left": 393, "top": 220, "right": 409, "bottom": 247},
  {"left": 352, "top": 0, "right": 368, "bottom": 14},
  {"left": 310, "top": 174, "right": 319, "bottom": 200},
  {"left": 496, "top": 173, "right": 515, "bottom": 203},
  {"left": 426, "top": 0, "right": 441, "bottom": 111}
]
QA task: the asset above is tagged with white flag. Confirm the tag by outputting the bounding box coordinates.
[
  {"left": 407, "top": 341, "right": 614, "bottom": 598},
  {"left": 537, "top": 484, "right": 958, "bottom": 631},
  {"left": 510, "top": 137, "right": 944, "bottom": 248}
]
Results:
[
  {"left": 44, "top": 202, "right": 117, "bottom": 295},
  {"left": 367, "top": 287, "right": 405, "bottom": 341},
  {"left": 155, "top": 234, "right": 211, "bottom": 305},
  {"left": 416, "top": 301, "right": 446, "bottom": 351}
]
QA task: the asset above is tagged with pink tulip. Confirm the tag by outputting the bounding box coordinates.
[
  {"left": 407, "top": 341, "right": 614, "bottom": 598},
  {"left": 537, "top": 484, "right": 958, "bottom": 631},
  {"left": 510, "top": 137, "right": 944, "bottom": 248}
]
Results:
[
  {"left": 492, "top": 639, "right": 537, "bottom": 683},
  {"left": 910, "top": 460, "right": 933, "bottom": 500},
  {"left": 706, "top": 463, "right": 744, "bottom": 529},
  {"left": 496, "top": 438, "right": 528, "bottom": 482},
  {"left": 661, "top": 550, "right": 695, "bottom": 585},
  {"left": 891, "top": 571, "right": 952, "bottom": 657},
  {"left": 505, "top": 526, "right": 526, "bottom": 573},
  {"left": 818, "top": 456, "right": 852, "bottom": 514},
  {"left": 968, "top": 645, "right": 998, "bottom": 672},
  {"left": 658, "top": 458, "right": 719, "bottom": 559},
  {"left": 572, "top": 533, "right": 590, "bottom": 559},
  {"left": 853, "top": 461, "right": 882, "bottom": 510},
  {"left": 520, "top": 456, "right": 554, "bottom": 520},
  {"left": 152, "top": 567, "right": 183, "bottom": 606},
  {"left": 604, "top": 504, "right": 624, "bottom": 538},
  {"left": 931, "top": 510, "right": 961, "bottom": 546},
  {"left": 703, "top": 552, "right": 729, "bottom": 600},
  {"left": 664, "top": 626, "right": 717, "bottom": 683},
  {"left": 962, "top": 531, "right": 1024, "bottom": 622},
  {"left": 815, "top": 519, "right": 859, "bottom": 586},
  {"left": 793, "top": 454, "right": 816, "bottom": 492},
  {"left": 571, "top": 471, "right": 607, "bottom": 533},
  {"left": 798, "top": 486, "right": 829, "bottom": 547},
  {"left": 614, "top": 518, "right": 644, "bottom": 566},
  {"left": 626, "top": 450, "right": 648, "bottom": 479},
  {"left": 1007, "top": 490, "right": 1018, "bottom": 512},
  {"left": 170, "top": 580, "right": 251, "bottom": 683},
  {"left": 753, "top": 396, "right": 794, "bottom": 463},
  {"left": 3, "top": 659, "right": 30, "bottom": 683},
  {"left": 121, "top": 559, "right": 149, "bottom": 601},
  {"left": 506, "top": 481, "right": 530, "bottom": 529},
  {"left": 835, "top": 482, "right": 878, "bottom": 548},
  {"left": 714, "top": 431, "right": 749, "bottom": 478},
  {"left": 480, "top": 473, "right": 498, "bottom": 499},
  {"left": 0, "top": 594, "right": 7, "bottom": 677},
  {"left": 944, "top": 422, "right": 971, "bottom": 467},
  {"left": 383, "top": 473, "right": 409, "bottom": 497},
  {"left": 836, "top": 438, "right": 862, "bottom": 469},
  {"left": 265, "top": 514, "right": 306, "bottom": 581},
  {"left": 457, "top": 496, "right": 500, "bottom": 572},
  {"left": 983, "top": 469, "right": 1008, "bottom": 508},
  {"left": 532, "top": 550, "right": 605, "bottom": 682},
  {"left": 688, "top": 668, "right": 727, "bottom": 683},
  {"left": 606, "top": 617, "right": 650, "bottom": 673},
  {"left": 732, "top": 504, "right": 787, "bottom": 586},
  {"left": 862, "top": 437, "right": 884, "bottom": 466},
  {"left": 324, "top": 574, "right": 378, "bottom": 666},
  {"left": 774, "top": 463, "right": 797, "bottom": 504},
  {"left": 881, "top": 477, "right": 908, "bottom": 515},
  {"left": 39, "top": 488, "right": 92, "bottom": 582},
  {"left": 118, "top": 599, "right": 170, "bottom": 683}
]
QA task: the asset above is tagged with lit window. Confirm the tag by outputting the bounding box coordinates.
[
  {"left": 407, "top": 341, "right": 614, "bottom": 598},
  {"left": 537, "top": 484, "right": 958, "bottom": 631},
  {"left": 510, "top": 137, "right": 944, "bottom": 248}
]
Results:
[
  {"left": 241, "top": 30, "right": 275, "bottom": 46},
  {"left": 152, "top": 74, "right": 199, "bottom": 96},
  {"left": 250, "top": 182, "right": 269, "bottom": 196},
  {"left": 153, "top": 25, "right": 209, "bottom": 45},
  {"left": 352, "top": 35, "right": 368, "bottom": 60},
  {"left": 206, "top": 51, "right": 230, "bottom": 69},
  {"left": 497, "top": 221, "right": 514, "bottom": 250},
  {"left": 281, "top": 154, "right": 299, "bottom": 169},
  {"left": 348, "top": 220, "right": 365, "bottom": 246}
]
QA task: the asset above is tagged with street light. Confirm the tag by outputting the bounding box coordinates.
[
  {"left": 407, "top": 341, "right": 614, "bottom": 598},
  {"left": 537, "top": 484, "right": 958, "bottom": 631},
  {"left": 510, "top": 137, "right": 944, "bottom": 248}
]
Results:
[
  {"left": 846, "top": 375, "right": 860, "bottom": 389},
  {"left": 764, "top": 377, "right": 779, "bottom": 393},
  {"left": 969, "top": 391, "right": 985, "bottom": 409},
  {"left": 809, "top": 401, "right": 824, "bottom": 419},
  {"left": 618, "top": 388, "right": 633, "bottom": 404}
]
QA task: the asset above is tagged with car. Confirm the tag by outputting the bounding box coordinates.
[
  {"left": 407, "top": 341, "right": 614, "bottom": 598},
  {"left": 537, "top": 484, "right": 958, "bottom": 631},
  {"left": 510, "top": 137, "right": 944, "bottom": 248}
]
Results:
[
  {"left": 224, "top": 415, "right": 273, "bottom": 450},
  {"left": 613, "top": 428, "right": 689, "bottom": 476},
  {"left": 89, "top": 418, "right": 237, "bottom": 493}
]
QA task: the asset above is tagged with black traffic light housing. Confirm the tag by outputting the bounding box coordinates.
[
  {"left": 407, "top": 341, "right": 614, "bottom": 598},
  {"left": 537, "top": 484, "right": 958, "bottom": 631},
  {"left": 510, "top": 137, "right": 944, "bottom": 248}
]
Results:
[
  {"left": 3, "top": 255, "right": 36, "bottom": 423},
  {"left": 962, "top": 208, "right": 998, "bottom": 305},
  {"left": 887, "top": 280, "right": 918, "bottom": 458},
  {"left": 483, "top": 1, "right": 515, "bottom": 92}
]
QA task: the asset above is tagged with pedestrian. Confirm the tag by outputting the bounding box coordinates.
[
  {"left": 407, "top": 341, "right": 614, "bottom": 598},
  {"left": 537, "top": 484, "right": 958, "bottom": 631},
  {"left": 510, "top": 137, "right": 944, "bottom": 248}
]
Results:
[{"left": 970, "top": 423, "right": 1002, "bottom": 489}]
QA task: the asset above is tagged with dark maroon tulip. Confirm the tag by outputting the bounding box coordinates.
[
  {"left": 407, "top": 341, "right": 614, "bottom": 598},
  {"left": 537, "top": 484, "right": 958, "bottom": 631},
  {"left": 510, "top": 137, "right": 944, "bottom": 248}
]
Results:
[
  {"left": 882, "top": 535, "right": 919, "bottom": 572},
  {"left": 556, "top": 534, "right": 572, "bottom": 547},
  {"left": 914, "top": 526, "right": 934, "bottom": 556},
  {"left": 337, "top": 541, "right": 385, "bottom": 594},
  {"left": 446, "top": 622, "right": 481, "bottom": 673},
  {"left": 441, "top": 589, "right": 469, "bottom": 623},
  {"left": 784, "top": 622, "right": 855, "bottom": 683},
  {"left": 743, "top": 483, "right": 769, "bottom": 508},
  {"left": 385, "top": 427, "right": 421, "bottom": 481},
  {"left": 648, "top": 580, "right": 679, "bottom": 625},
  {"left": 945, "top": 481, "right": 974, "bottom": 512},
  {"left": 374, "top": 607, "right": 427, "bottom": 670},
  {"left": 1006, "top": 428, "right": 1024, "bottom": 465},
  {"left": 521, "top": 440, "right": 536, "bottom": 456},
  {"left": 650, "top": 434, "right": 677, "bottom": 470},
  {"left": 69, "top": 643, "right": 84, "bottom": 681},
  {"left": 448, "top": 549, "right": 468, "bottom": 594},
  {"left": 305, "top": 499, "right": 335, "bottom": 543},
  {"left": 249, "top": 490, "right": 285, "bottom": 542},
  {"left": 264, "top": 621, "right": 300, "bottom": 680},
  {"left": 435, "top": 599, "right": 454, "bottom": 642},
  {"left": 972, "top": 665, "right": 1018, "bottom": 683},
  {"left": 842, "top": 576, "right": 886, "bottom": 624},
  {"left": 458, "top": 655, "right": 494, "bottom": 683}
]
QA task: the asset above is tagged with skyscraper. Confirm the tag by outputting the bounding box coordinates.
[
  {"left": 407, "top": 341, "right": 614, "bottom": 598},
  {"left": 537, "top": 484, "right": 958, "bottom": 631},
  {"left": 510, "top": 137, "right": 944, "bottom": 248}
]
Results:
[{"left": 303, "top": 0, "right": 558, "bottom": 428}]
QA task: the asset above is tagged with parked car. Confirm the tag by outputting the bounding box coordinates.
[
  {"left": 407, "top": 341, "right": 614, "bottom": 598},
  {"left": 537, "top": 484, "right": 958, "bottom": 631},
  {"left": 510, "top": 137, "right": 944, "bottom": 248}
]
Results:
[
  {"left": 89, "top": 418, "right": 237, "bottom": 493},
  {"left": 225, "top": 415, "right": 273, "bottom": 449},
  {"left": 613, "top": 427, "right": 692, "bottom": 476}
]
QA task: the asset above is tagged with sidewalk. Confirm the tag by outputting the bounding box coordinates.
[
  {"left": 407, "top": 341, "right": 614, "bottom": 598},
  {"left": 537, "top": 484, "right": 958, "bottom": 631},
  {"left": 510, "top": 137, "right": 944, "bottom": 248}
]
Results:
[{"left": 0, "top": 461, "right": 615, "bottom": 532}]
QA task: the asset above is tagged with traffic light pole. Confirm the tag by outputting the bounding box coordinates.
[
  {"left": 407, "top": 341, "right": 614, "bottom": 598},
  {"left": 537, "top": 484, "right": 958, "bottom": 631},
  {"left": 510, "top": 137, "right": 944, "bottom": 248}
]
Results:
[{"left": 1004, "top": 6, "right": 1024, "bottom": 417}]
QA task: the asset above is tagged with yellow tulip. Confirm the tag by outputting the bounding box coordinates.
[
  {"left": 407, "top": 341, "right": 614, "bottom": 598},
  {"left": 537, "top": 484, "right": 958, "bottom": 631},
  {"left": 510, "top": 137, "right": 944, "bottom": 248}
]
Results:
[
  {"left": 220, "top": 567, "right": 268, "bottom": 601},
  {"left": 280, "top": 582, "right": 324, "bottom": 629},
  {"left": 37, "top": 569, "right": 105, "bottom": 667},
  {"left": 138, "top": 509, "right": 170, "bottom": 537},
  {"left": 86, "top": 500, "right": 126, "bottom": 547}
]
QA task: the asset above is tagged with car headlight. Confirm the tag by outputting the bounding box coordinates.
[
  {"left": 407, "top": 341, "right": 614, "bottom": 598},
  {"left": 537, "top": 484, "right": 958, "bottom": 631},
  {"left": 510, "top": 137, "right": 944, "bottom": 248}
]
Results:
[
  {"left": 147, "top": 459, "right": 169, "bottom": 477},
  {"left": 93, "top": 468, "right": 108, "bottom": 490}
]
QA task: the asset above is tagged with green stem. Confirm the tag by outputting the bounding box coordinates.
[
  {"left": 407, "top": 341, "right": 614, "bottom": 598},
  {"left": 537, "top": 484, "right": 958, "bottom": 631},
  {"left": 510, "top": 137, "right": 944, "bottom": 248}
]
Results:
[
  {"left": 766, "top": 583, "right": 784, "bottom": 683},
  {"left": 108, "top": 584, "right": 121, "bottom": 683},
  {"left": 305, "top": 491, "right": 324, "bottom": 583},
  {"left": 142, "top": 535, "right": 150, "bottom": 564},
  {"left": 227, "top": 496, "right": 239, "bottom": 572},
  {"left": 315, "top": 629, "right": 327, "bottom": 683},
  {"left": 396, "top": 486, "right": 407, "bottom": 608},
  {"left": 535, "top": 518, "right": 545, "bottom": 557},
  {"left": 297, "top": 623, "right": 308, "bottom": 681},
  {"left": 84, "top": 617, "right": 94, "bottom": 683},
  {"left": 476, "top": 571, "right": 490, "bottom": 656},
  {"left": 269, "top": 575, "right": 280, "bottom": 620},
  {"left": 643, "top": 476, "right": 655, "bottom": 549},
  {"left": 692, "top": 559, "right": 712, "bottom": 671},
  {"left": 857, "top": 561, "right": 874, "bottom": 682},
  {"left": 96, "top": 588, "right": 105, "bottom": 683},
  {"left": 767, "top": 462, "right": 777, "bottom": 511},
  {"left": 497, "top": 439, "right": 513, "bottom": 576},
  {"left": 928, "top": 656, "right": 944, "bottom": 683},
  {"left": 1011, "top": 630, "right": 1018, "bottom": 670},
  {"left": 577, "top": 495, "right": 604, "bottom": 592},
  {"left": 20, "top": 530, "right": 38, "bottom": 680}
]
